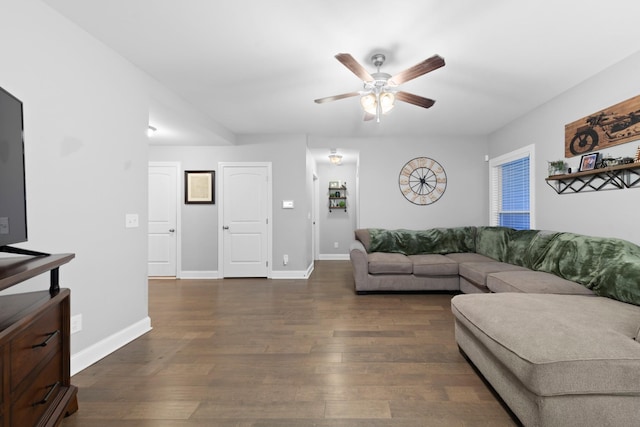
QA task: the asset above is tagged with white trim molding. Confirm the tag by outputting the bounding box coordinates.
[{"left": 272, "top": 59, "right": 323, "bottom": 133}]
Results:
[
  {"left": 70, "top": 317, "right": 152, "bottom": 376},
  {"left": 179, "top": 270, "right": 219, "bottom": 279}
]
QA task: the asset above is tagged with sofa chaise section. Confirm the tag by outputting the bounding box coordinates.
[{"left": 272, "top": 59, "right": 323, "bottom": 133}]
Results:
[{"left": 452, "top": 293, "right": 640, "bottom": 426}]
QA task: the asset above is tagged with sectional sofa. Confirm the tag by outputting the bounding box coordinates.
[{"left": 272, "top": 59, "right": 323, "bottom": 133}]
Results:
[{"left": 349, "top": 226, "right": 640, "bottom": 426}]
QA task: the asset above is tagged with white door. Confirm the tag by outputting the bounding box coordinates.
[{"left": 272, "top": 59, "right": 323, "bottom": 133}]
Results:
[
  {"left": 220, "top": 164, "right": 271, "bottom": 278},
  {"left": 148, "top": 163, "right": 179, "bottom": 276}
]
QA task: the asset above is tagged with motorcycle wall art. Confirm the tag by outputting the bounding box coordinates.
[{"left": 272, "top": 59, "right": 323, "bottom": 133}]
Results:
[{"left": 565, "top": 94, "right": 640, "bottom": 157}]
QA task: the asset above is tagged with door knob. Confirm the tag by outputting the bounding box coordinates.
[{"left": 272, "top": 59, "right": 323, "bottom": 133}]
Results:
[
  {"left": 223, "top": 226, "right": 229, "bottom": 230},
  {"left": 169, "top": 229, "right": 175, "bottom": 232}
]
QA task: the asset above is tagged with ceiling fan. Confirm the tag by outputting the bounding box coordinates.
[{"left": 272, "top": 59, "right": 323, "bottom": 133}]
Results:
[{"left": 314, "top": 53, "right": 445, "bottom": 123}]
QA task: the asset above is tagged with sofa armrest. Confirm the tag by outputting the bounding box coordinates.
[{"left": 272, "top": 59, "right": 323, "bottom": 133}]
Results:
[{"left": 350, "top": 240, "right": 369, "bottom": 291}]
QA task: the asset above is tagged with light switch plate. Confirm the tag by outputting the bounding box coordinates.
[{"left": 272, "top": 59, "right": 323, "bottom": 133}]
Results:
[{"left": 125, "top": 213, "right": 139, "bottom": 228}]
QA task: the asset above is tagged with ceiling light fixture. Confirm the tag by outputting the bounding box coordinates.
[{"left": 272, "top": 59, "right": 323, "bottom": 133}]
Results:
[
  {"left": 329, "top": 149, "right": 343, "bottom": 165},
  {"left": 147, "top": 125, "right": 157, "bottom": 137}
]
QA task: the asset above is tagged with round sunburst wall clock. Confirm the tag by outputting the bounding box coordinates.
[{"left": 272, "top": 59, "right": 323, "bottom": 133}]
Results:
[{"left": 398, "top": 157, "right": 447, "bottom": 205}]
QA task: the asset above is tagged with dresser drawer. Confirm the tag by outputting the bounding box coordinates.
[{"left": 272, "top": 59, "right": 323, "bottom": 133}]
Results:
[
  {"left": 10, "top": 302, "right": 62, "bottom": 391},
  {"left": 11, "top": 351, "right": 63, "bottom": 427}
]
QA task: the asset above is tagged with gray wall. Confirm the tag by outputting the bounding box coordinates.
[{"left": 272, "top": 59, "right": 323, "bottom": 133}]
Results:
[
  {"left": 317, "top": 161, "right": 357, "bottom": 256},
  {"left": 149, "top": 135, "right": 313, "bottom": 274},
  {"left": 309, "top": 135, "right": 491, "bottom": 230},
  {"left": 489, "top": 51, "right": 640, "bottom": 244},
  {"left": 152, "top": 134, "right": 490, "bottom": 271},
  {"left": 0, "top": 0, "right": 149, "bottom": 356}
]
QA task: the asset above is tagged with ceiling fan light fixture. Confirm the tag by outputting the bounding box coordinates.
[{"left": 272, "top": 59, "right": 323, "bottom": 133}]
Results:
[
  {"left": 360, "top": 93, "right": 377, "bottom": 115},
  {"left": 379, "top": 92, "right": 395, "bottom": 113},
  {"left": 360, "top": 92, "right": 395, "bottom": 116}
]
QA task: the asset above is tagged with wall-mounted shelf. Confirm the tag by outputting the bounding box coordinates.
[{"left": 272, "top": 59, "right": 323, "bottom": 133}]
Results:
[
  {"left": 545, "top": 162, "right": 640, "bottom": 194},
  {"left": 329, "top": 186, "right": 347, "bottom": 212}
]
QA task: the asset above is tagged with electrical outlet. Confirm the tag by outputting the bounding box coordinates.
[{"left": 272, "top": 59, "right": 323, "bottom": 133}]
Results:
[
  {"left": 71, "top": 314, "right": 82, "bottom": 334},
  {"left": 334, "top": 242, "right": 339, "bottom": 248},
  {"left": 283, "top": 254, "right": 288, "bottom": 265}
]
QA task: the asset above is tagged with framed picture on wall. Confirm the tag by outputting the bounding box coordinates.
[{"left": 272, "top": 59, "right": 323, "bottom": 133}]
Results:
[
  {"left": 329, "top": 180, "right": 341, "bottom": 189},
  {"left": 579, "top": 153, "right": 599, "bottom": 172},
  {"left": 185, "top": 170, "right": 215, "bottom": 204}
]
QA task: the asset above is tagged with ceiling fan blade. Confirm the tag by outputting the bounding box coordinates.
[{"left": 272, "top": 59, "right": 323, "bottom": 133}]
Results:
[
  {"left": 335, "top": 53, "right": 374, "bottom": 82},
  {"left": 314, "top": 92, "right": 360, "bottom": 104},
  {"left": 389, "top": 55, "right": 445, "bottom": 86},
  {"left": 364, "top": 112, "right": 376, "bottom": 121},
  {"left": 396, "top": 91, "right": 436, "bottom": 109}
]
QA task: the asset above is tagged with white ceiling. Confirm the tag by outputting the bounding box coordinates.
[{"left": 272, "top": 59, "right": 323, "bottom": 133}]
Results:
[{"left": 43, "top": 0, "right": 640, "bottom": 145}]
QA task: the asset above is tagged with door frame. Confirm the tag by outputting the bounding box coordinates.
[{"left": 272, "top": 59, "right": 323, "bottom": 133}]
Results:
[
  {"left": 148, "top": 161, "right": 182, "bottom": 278},
  {"left": 312, "top": 172, "right": 320, "bottom": 260},
  {"left": 217, "top": 162, "right": 273, "bottom": 278}
]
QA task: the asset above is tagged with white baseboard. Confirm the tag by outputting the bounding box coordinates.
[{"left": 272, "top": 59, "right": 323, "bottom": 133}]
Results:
[
  {"left": 319, "top": 253, "right": 350, "bottom": 260},
  {"left": 179, "top": 270, "right": 219, "bottom": 279},
  {"left": 70, "top": 316, "right": 152, "bottom": 376},
  {"left": 270, "top": 262, "right": 314, "bottom": 279}
]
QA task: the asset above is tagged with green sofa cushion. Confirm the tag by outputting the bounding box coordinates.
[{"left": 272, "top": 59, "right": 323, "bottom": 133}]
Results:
[
  {"left": 536, "top": 233, "right": 640, "bottom": 306},
  {"left": 368, "top": 227, "right": 476, "bottom": 255},
  {"left": 504, "top": 229, "right": 540, "bottom": 267},
  {"left": 475, "top": 227, "right": 513, "bottom": 262},
  {"left": 524, "top": 230, "right": 562, "bottom": 270}
]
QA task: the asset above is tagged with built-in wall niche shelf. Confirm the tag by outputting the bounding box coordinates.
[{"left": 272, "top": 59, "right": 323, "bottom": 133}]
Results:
[
  {"left": 545, "top": 162, "right": 640, "bottom": 194},
  {"left": 329, "top": 185, "right": 347, "bottom": 212}
]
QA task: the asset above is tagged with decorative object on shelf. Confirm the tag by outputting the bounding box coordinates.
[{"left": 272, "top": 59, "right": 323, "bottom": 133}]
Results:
[
  {"left": 547, "top": 160, "right": 568, "bottom": 176},
  {"left": 635, "top": 146, "right": 640, "bottom": 163},
  {"left": 565, "top": 93, "right": 640, "bottom": 157},
  {"left": 185, "top": 170, "right": 215, "bottom": 204},
  {"left": 600, "top": 156, "right": 635, "bottom": 167},
  {"left": 398, "top": 157, "right": 447, "bottom": 205},
  {"left": 328, "top": 182, "right": 347, "bottom": 212},
  {"left": 546, "top": 162, "right": 640, "bottom": 194},
  {"left": 579, "top": 153, "right": 599, "bottom": 171}
]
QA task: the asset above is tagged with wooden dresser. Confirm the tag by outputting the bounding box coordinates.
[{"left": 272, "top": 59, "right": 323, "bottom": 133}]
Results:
[{"left": 0, "top": 254, "right": 78, "bottom": 427}]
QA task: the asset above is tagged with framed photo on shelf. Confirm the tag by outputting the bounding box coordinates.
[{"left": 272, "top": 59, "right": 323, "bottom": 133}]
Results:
[
  {"left": 185, "top": 170, "right": 215, "bottom": 204},
  {"left": 329, "top": 180, "right": 341, "bottom": 189},
  {"left": 579, "top": 153, "right": 598, "bottom": 172}
]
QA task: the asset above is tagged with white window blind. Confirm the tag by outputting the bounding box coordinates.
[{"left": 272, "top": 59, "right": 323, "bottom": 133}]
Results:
[{"left": 489, "top": 145, "right": 535, "bottom": 230}]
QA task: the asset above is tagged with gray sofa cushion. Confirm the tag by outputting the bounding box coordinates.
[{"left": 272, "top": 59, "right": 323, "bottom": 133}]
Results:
[
  {"left": 458, "top": 261, "right": 528, "bottom": 289},
  {"left": 444, "top": 253, "right": 495, "bottom": 263},
  {"left": 451, "top": 293, "right": 640, "bottom": 396},
  {"left": 409, "top": 254, "right": 458, "bottom": 276},
  {"left": 367, "top": 252, "right": 412, "bottom": 274},
  {"left": 487, "top": 270, "right": 595, "bottom": 295}
]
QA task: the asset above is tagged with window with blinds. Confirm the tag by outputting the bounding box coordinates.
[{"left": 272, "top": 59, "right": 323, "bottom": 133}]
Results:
[{"left": 489, "top": 145, "right": 535, "bottom": 230}]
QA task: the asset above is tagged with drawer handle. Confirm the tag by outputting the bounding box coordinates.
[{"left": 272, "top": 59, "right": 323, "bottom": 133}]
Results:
[
  {"left": 32, "top": 330, "right": 60, "bottom": 348},
  {"left": 32, "top": 381, "right": 60, "bottom": 406}
]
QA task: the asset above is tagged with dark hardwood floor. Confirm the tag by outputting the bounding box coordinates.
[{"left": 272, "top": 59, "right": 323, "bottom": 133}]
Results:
[{"left": 61, "top": 260, "right": 515, "bottom": 426}]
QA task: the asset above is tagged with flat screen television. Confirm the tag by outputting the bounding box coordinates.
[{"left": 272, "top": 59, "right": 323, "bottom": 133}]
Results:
[{"left": 0, "top": 86, "right": 28, "bottom": 251}]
